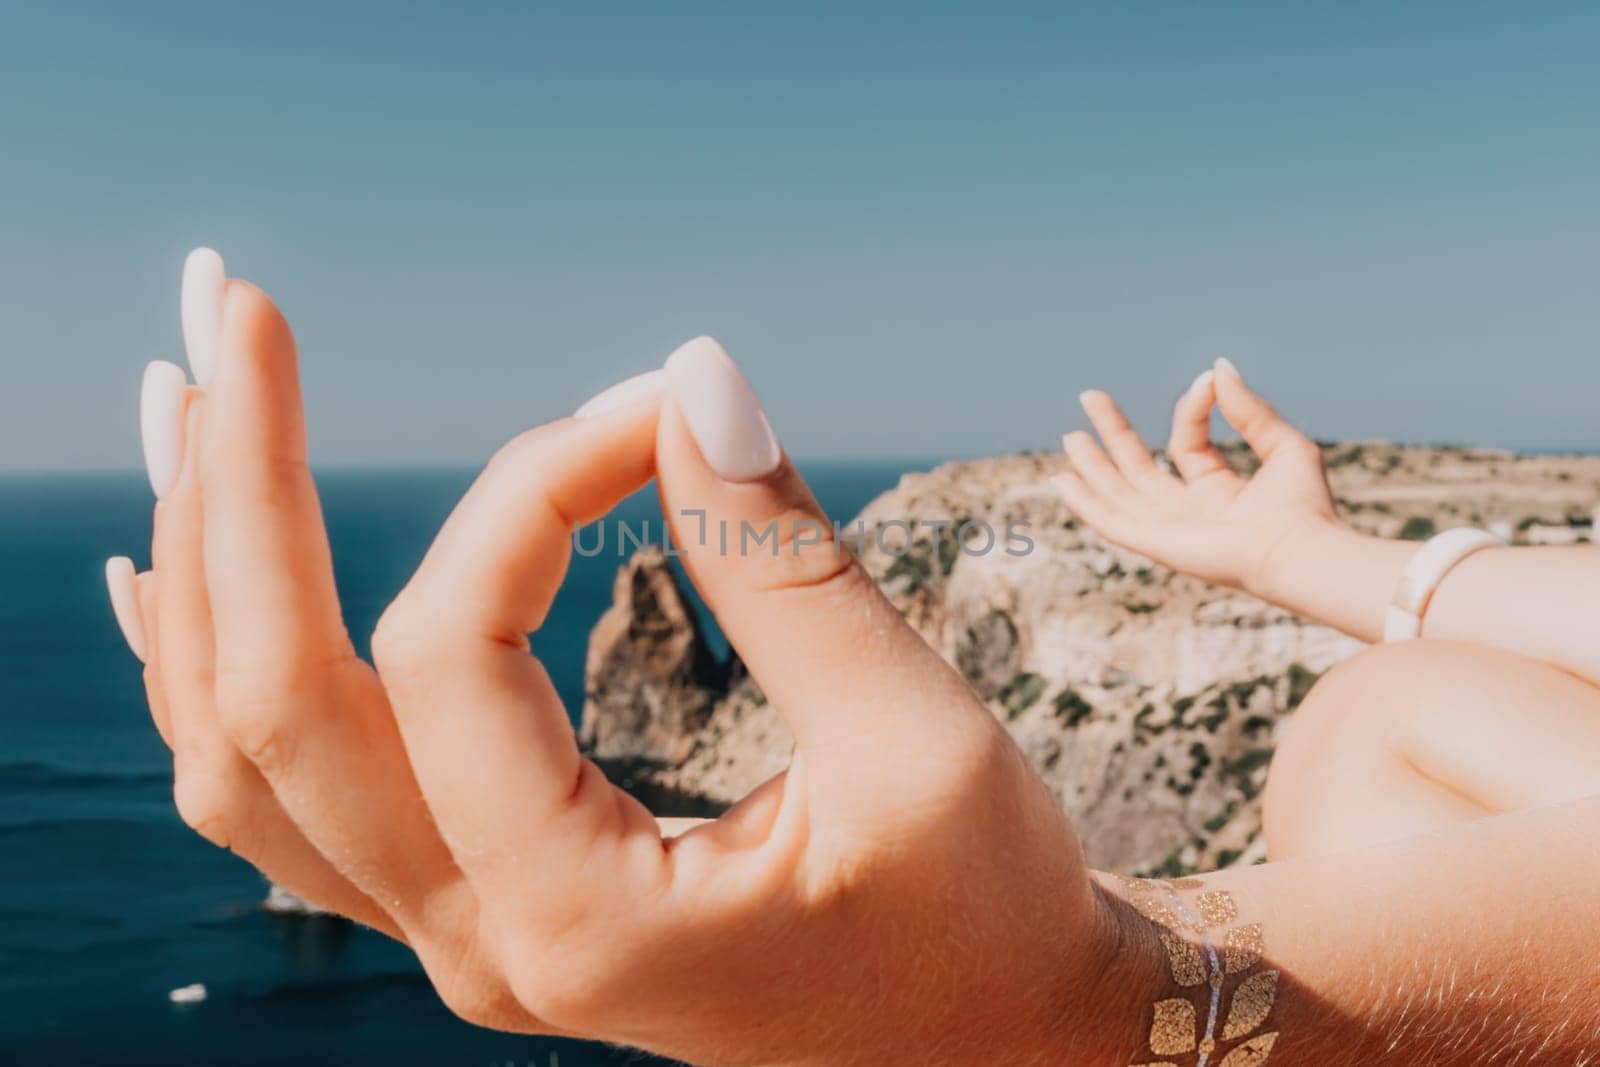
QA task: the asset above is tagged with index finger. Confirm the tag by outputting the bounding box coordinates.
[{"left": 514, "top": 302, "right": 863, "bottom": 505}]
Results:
[
  {"left": 374, "top": 390, "right": 669, "bottom": 912},
  {"left": 1167, "top": 369, "right": 1234, "bottom": 484}
]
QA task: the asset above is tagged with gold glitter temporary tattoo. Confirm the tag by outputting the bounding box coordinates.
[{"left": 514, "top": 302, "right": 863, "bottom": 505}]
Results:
[
  {"left": 1217, "top": 1032, "right": 1278, "bottom": 1066},
  {"left": 1132, "top": 894, "right": 1181, "bottom": 929},
  {"left": 1150, "top": 999, "right": 1198, "bottom": 1055},
  {"left": 1194, "top": 890, "right": 1238, "bottom": 931},
  {"left": 1122, "top": 880, "right": 1280, "bottom": 1067},
  {"left": 1162, "top": 930, "right": 1207, "bottom": 987},
  {"left": 1223, "top": 923, "right": 1264, "bottom": 974},
  {"left": 1221, "top": 971, "right": 1279, "bottom": 1040}
]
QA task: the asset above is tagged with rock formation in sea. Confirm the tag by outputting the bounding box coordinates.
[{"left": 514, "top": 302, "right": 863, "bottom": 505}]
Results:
[
  {"left": 581, "top": 550, "right": 730, "bottom": 765},
  {"left": 580, "top": 443, "right": 1600, "bottom": 877}
]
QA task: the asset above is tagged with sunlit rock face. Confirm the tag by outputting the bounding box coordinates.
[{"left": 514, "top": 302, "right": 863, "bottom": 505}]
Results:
[{"left": 579, "top": 546, "right": 728, "bottom": 766}]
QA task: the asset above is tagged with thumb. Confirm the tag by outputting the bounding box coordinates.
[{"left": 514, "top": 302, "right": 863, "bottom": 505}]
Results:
[
  {"left": 654, "top": 337, "right": 989, "bottom": 762},
  {"left": 1211, "top": 357, "right": 1314, "bottom": 461}
]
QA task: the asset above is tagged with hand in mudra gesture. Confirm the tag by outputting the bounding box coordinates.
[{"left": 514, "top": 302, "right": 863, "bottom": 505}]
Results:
[
  {"left": 1057, "top": 360, "right": 1339, "bottom": 598},
  {"left": 123, "top": 267, "right": 1110, "bottom": 1065}
]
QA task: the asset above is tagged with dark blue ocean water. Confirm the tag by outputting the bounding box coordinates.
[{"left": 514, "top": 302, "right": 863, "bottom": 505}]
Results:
[{"left": 0, "top": 461, "right": 919, "bottom": 1065}]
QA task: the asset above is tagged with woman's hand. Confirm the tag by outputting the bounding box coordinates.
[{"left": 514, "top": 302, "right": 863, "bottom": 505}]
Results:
[
  {"left": 1055, "top": 358, "right": 1340, "bottom": 598},
  {"left": 111, "top": 264, "right": 1129, "bottom": 1065}
]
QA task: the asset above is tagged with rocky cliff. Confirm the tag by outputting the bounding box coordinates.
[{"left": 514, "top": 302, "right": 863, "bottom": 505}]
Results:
[{"left": 580, "top": 443, "right": 1600, "bottom": 877}]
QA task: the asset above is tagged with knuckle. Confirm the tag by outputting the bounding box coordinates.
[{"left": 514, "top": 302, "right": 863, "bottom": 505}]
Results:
[
  {"left": 212, "top": 683, "right": 298, "bottom": 775},
  {"left": 749, "top": 510, "right": 857, "bottom": 596},
  {"left": 172, "top": 773, "right": 240, "bottom": 849},
  {"left": 480, "top": 426, "right": 566, "bottom": 500},
  {"left": 775, "top": 545, "right": 864, "bottom": 602},
  {"left": 490, "top": 914, "right": 620, "bottom": 1031},
  {"left": 372, "top": 602, "right": 466, "bottom": 697},
  {"left": 505, "top": 945, "right": 604, "bottom": 1032},
  {"left": 1278, "top": 433, "right": 1318, "bottom": 459},
  {"left": 418, "top": 934, "right": 525, "bottom": 1032},
  {"left": 226, "top": 710, "right": 294, "bottom": 775},
  {"left": 370, "top": 602, "right": 426, "bottom": 672},
  {"left": 438, "top": 979, "right": 507, "bottom": 1030},
  {"left": 212, "top": 649, "right": 354, "bottom": 772},
  {"left": 503, "top": 963, "right": 560, "bottom": 1027}
]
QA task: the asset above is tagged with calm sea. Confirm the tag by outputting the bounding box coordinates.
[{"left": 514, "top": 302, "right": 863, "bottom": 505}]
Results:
[{"left": 0, "top": 461, "right": 921, "bottom": 1065}]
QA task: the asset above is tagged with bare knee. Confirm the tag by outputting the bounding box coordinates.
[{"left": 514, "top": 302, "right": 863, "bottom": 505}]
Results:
[
  {"left": 1262, "top": 641, "right": 1489, "bottom": 859},
  {"left": 1392, "top": 643, "right": 1600, "bottom": 811},
  {"left": 1264, "top": 640, "right": 1600, "bottom": 860},
  {"left": 1269, "top": 642, "right": 1431, "bottom": 772}
]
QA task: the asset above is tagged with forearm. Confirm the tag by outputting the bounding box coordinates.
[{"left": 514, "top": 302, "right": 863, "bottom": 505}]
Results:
[
  {"left": 1089, "top": 794, "right": 1600, "bottom": 1064},
  {"left": 1253, "top": 518, "right": 1600, "bottom": 686},
  {"left": 1250, "top": 518, "right": 1416, "bottom": 643}
]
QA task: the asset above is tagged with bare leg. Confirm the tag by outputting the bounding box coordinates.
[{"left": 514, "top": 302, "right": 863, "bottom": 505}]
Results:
[{"left": 1263, "top": 639, "right": 1600, "bottom": 861}]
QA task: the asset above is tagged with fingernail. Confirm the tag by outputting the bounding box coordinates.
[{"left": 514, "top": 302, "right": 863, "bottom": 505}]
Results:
[
  {"left": 1214, "top": 357, "right": 1240, "bottom": 379},
  {"left": 663, "top": 336, "right": 781, "bottom": 482},
  {"left": 141, "top": 360, "right": 187, "bottom": 498},
  {"left": 181, "top": 248, "right": 226, "bottom": 387},
  {"left": 105, "top": 556, "right": 147, "bottom": 662},
  {"left": 574, "top": 369, "right": 667, "bottom": 419},
  {"left": 1188, "top": 369, "right": 1215, "bottom": 396}
]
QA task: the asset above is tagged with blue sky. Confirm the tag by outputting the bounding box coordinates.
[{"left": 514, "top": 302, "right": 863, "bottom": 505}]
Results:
[{"left": 3, "top": 3, "right": 1598, "bottom": 470}]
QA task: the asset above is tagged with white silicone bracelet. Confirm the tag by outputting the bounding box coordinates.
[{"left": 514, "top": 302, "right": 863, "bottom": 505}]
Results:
[{"left": 1382, "top": 527, "right": 1503, "bottom": 642}]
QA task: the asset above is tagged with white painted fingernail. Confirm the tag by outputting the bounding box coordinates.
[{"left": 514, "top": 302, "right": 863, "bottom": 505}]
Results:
[
  {"left": 181, "top": 248, "right": 226, "bottom": 387},
  {"left": 574, "top": 369, "right": 667, "bottom": 419},
  {"left": 1214, "top": 357, "right": 1240, "bottom": 379},
  {"left": 663, "top": 336, "right": 781, "bottom": 482},
  {"left": 1188, "top": 369, "right": 1215, "bottom": 396},
  {"left": 105, "top": 556, "right": 147, "bottom": 662},
  {"left": 141, "top": 360, "right": 187, "bottom": 498}
]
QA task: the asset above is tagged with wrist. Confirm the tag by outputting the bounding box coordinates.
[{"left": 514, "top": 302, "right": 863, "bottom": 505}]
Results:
[
  {"left": 1027, "top": 879, "right": 1166, "bottom": 1066},
  {"left": 1244, "top": 515, "right": 1359, "bottom": 606},
  {"left": 1244, "top": 515, "right": 1423, "bottom": 643}
]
